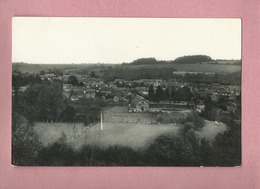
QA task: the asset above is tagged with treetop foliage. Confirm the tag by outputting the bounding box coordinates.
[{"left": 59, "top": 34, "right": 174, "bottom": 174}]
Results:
[
  {"left": 171, "top": 55, "right": 213, "bottom": 64},
  {"left": 130, "top": 58, "right": 166, "bottom": 65},
  {"left": 128, "top": 55, "right": 213, "bottom": 65}
]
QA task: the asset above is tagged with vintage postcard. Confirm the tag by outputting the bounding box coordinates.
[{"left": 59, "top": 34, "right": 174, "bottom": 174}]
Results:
[{"left": 12, "top": 17, "right": 241, "bottom": 166}]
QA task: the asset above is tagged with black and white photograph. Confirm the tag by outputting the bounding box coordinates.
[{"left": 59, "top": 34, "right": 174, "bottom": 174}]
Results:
[{"left": 12, "top": 17, "right": 241, "bottom": 166}]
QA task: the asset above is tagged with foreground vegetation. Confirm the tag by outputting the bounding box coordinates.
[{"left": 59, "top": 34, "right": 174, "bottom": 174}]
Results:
[
  {"left": 13, "top": 122, "right": 240, "bottom": 166},
  {"left": 12, "top": 109, "right": 240, "bottom": 166}
]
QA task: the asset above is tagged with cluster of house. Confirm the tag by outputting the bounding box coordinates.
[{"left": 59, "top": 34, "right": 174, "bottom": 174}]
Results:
[
  {"left": 115, "top": 79, "right": 164, "bottom": 87},
  {"left": 39, "top": 73, "right": 61, "bottom": 81},
  {"left": 61, "top": 76, "right": 191, "bottom": 103},
  {"left": 128, "top": 94, "right": 239, "bottom": 114},
  {"left": 63, "top": 84, "right": 132, "bottom": 103},
  {"left": 112, "top": 78, "right": 241, "bottom": 105},
  {"left": 190, "top": 82, "right": 241, "bottom": 102},
  {"left": 63, "top": 85, "right": 96, "bottom": 101},
  {"left": 13, "top": 71, "right": 241, "bottom": 114},
  {"left": 12, "top": 86, "right": 28, "bottom": 96}
]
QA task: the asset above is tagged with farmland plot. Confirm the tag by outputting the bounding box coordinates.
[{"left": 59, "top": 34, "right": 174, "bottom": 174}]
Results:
[{"left": 124, "top": 63, "right": 241, "bottom": 73}]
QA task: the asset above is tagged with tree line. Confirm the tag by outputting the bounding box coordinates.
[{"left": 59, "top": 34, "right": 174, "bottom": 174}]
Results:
[
  {"left": 147, "top": 85, "right": 194, "bottom": 102},
  {"left": 129, "top": 58, "right": 168, "bottom": 65},
  {"left": 171, "top": 55, "right": 213, "bottom": 64},
  {"left": 126, "top": 55, "right": 213, "bottom": 65}
]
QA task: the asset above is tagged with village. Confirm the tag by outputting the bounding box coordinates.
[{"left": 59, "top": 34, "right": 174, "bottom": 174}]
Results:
[
  {"left": 12, "top": 68, "right": 241, "bottom": 130},
  {"left": 13, "top": 70, "right": 241, "bottom": 112}
]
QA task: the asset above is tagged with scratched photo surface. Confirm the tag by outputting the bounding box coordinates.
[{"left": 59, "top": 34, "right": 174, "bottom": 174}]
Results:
[{"left": 12, "top": 17, "right": 241, "bottom": 166}]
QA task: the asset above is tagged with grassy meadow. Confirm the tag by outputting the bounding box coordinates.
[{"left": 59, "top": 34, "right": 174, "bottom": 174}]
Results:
[
  {"left": 34, "top": 120, "right": 226, "bottom": 151},
  {"left": 13, "top": 62, "right": 241, "bottom": 74},
  {"left": 121, "top": 63, "right": 241, "bottom": 73},
  {"left": 12, "top": 62, "right": 111, "bottom": 74},
  {"left": 34, "top": 106, "right": 227, "bottom": 150}
]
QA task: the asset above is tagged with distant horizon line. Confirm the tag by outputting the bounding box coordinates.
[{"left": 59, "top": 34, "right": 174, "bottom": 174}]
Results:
[{"left": 12, "top": 56, "right": 241, "bottom": 65}]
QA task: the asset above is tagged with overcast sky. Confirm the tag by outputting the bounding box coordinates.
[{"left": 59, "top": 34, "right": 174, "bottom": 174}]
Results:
[{"left": 12, "top": 17, "right": 241, "bottom": 64}]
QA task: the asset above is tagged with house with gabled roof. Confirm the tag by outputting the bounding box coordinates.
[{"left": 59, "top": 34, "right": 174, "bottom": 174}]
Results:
[
  {"left": 196, "top": 100, "right": 205, "bottom": 113},
  {"left": 84, "top": 89, "right": 96, "bottom": 99},
  {"left": 113, "top": 94, "right": 121, "bottom": 103},
  {"left": 63, "top": 84, "right": 72, "bottom": 92},
  {"left": 71, "top": 94, "right": 79, "bottom": 101},
  {"left": 18, "top": 86, "right": 28, "bottom": 93},
  {"left": 129, "top": 94, "right": 149, "bottom": 112}
]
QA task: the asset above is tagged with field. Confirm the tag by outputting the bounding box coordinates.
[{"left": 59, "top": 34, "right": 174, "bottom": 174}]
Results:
[
  {"left": 34, "top": 122, "right": 179, "bottom": 149},
  {"left": 71, "top": 122, "right": 180, "bottom": 150},
  {"left": 12, "top": 63, "right": 111, "bottom": 74},
  {"left": 199, "top": 120, "right": 226, "bottom": 140},
  {"left": 34, "top": 106, "right": 226, "bottom": 150},
  {"left": 13, "top": 62, "right": 241, "bottom": 74},
  {"left": 34, "top": 120, "right": 226, "bottom": 151},
  {"left": 122, "top": 63, "right": 241, "bottom": 73}
]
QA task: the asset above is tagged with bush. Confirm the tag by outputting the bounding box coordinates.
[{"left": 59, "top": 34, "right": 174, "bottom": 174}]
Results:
[
  {"left": 37, "top": 142, "right": 76, "bottom": 166},
  {"left": 145, "top": 134, "right": 201, "bottom": 166},
  {"left": 75, "top": 145, "right": 104, "bottom": 166},
  {"left": 12, "top": 115, "right": 43, "bottom": 166},
  {"left": 180, "top": 122, "right": 195, "bottom": 135},
  {"left": 74, "top": 145, "right": 144, "bottom": 166},
  {"left": 101, "top": 145, "right": 142, "bottom": 166},
  {"left": 185, "top": 111, "right": 205, "bottom": 130},
  {"left": 83, "top": 107, "right": 101, "bottom": 126},
  {"left": 60, "top": 106, "right": 75, "bottom": 122}
]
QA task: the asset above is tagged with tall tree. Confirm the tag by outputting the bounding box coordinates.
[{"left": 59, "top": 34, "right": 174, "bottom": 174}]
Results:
[
  {"left": 12, "top": 114, "right": 42, "bottom": 165},
  {"left": 148, "top": 84, "right": 155, "bottom": 99},
  {"left": 67, "top": 75, "right": 78, "bottom": 86},
  {"left": 90, "top": 71, "right": 99, "bottom": 78},
  {"left": 37, "top": 82, "right": 65, "bottom": 122},
  {"left": 61, "top": 106, "right": 76, "bottom": 122},
  {"left": 164, "top": 86, "right": 175, "bottom": 100},
  {"left": 155, "top": 85, "right": 164, "bottom": 99},
  {"left": 174, "top": 86, "right": 193, "bottom": 101},
  {"left": 21, "top": 86, "right": 40, "bottom": 124}
]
